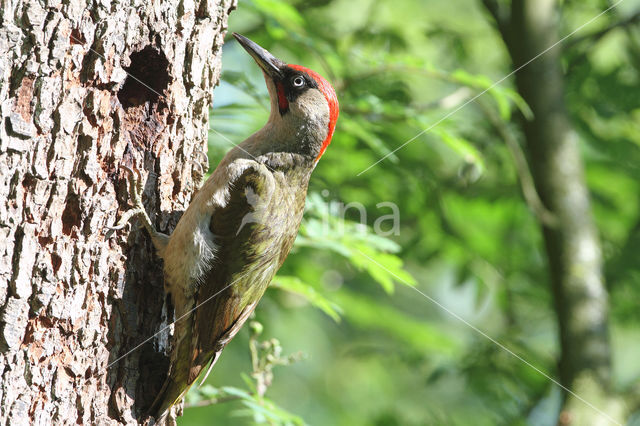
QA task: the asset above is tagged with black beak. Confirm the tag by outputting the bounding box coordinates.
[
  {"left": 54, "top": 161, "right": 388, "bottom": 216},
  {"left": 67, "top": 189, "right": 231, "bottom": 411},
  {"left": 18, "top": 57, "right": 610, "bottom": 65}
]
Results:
[{"left": 233, "top": 33, "right": 285, "bottom": 79}]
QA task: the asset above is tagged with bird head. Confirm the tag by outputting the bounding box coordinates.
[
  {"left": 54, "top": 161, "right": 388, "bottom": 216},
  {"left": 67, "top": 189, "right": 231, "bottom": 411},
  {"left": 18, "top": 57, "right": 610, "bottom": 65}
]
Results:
[{"left": 233, "top": 33, "right": 339, "bottom": 161}]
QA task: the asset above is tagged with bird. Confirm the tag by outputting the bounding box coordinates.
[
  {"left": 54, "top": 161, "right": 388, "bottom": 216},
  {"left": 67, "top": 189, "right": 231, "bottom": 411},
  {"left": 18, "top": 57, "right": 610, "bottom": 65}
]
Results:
[{"left": 111, "top": 32, "right": 338, "bottom": 420}]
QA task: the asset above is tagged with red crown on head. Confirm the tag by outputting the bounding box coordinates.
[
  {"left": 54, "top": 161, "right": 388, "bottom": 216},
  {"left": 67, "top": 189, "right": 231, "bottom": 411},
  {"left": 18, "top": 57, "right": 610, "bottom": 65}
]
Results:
[{"left": 289, "top": 64, "right": 339, "bottom": 160}]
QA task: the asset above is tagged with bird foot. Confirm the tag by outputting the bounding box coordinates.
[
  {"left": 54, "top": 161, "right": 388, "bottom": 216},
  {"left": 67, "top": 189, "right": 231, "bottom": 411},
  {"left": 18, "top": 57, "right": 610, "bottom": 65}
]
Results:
[
  {"left": 109, "top": 165, "right": 171, "bottom": 254},
  {"left": 109, "top": 165, "right": 152, "bottom": 231}
]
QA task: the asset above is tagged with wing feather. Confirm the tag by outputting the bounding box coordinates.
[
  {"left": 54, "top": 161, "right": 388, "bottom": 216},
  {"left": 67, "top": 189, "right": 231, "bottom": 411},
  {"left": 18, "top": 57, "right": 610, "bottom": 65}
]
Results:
[
  {"left": 151, "top": 158, "right": 308, "bottom": 418},
  {"left": 189, "top": 161, "right": 277, "bottom": 383}
]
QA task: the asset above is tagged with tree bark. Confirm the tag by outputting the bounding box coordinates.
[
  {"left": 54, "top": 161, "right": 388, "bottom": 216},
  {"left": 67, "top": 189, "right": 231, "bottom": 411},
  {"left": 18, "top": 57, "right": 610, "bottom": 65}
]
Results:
[
  {"left": 483, "top": 0, "right": 625, "bottom": 423},
  {"left": 0, "top": 0, "right": 236, "bottom": 424}
]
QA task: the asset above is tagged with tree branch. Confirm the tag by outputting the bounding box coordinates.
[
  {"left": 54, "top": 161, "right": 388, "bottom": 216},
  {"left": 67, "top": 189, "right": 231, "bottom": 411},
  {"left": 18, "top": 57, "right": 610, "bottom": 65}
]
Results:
[
  {"left": 501, "top": 1, "right": 620, "bottom": 422},
  {"left": 477, "top": 100, "right": 558, "bottom": 228}
]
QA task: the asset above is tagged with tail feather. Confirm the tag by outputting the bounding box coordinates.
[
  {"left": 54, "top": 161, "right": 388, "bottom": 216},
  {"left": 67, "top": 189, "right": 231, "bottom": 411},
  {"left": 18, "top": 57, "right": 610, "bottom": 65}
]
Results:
[
  {"left": 148, "top": 304, "right": 197, "bottom": 421},
  {"left": 149, "top": 375, "right": 189, "bottom": 423},
  {"left": 198, "top": 352, "right": 220, "bottom": 388},
  {"left": 149, "top": 351, "right": 222, "bottom": 421}
]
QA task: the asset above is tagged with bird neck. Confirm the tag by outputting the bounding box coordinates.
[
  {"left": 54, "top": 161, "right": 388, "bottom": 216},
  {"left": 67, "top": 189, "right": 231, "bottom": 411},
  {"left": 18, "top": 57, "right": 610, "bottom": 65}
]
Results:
[
  {"left": 239, "top": 119, "right": 324, "bottom": 167},
  {"left": 256, "top": 151, "right": 315, "bottom": 175}
]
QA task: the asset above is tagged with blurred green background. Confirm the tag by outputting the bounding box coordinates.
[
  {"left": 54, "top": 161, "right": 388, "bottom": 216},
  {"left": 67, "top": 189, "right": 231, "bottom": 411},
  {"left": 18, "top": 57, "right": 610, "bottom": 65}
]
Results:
[{"left": 180, "top": 0, "right": 640, "bottom": 424}]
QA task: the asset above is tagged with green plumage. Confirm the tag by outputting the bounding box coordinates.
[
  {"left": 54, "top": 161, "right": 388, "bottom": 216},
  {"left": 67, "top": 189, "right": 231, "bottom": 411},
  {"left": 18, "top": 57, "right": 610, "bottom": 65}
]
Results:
[{"left": 150, "top": 156, "right": 313, "bottom": 419}]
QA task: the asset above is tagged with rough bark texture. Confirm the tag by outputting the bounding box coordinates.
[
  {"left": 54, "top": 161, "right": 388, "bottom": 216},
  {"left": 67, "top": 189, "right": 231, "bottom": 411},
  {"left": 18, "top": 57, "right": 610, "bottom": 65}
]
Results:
[
  {"left": 483, "top": 0, "right": 625, "bottom": 423},
  {"left": 0, "top": 0, "right": 236, "bottom": 423}
]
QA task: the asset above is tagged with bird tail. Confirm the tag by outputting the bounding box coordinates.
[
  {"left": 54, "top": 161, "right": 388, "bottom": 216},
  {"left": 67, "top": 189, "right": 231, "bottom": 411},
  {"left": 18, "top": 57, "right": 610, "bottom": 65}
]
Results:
[
  {"left": 149, "top": 350, "right": 222, "bottom": 422},
  {"left": 149, "top": 374, "right": 191, "bottom": 423},
  {"left": 148, "top": 293, "right": 224, "bottom": 422}
]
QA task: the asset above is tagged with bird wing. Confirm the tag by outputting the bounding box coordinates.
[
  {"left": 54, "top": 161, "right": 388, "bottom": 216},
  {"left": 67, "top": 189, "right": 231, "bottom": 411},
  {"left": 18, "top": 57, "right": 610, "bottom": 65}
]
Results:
[
  {"left": 190, "top": 160, "right": 278, "bottom": 381},
  {"left": 151, "top": 160, "right": 277, "bottom": 417},
  {"left": 195, "top": 156, "right": 276, "bottom": 353}
]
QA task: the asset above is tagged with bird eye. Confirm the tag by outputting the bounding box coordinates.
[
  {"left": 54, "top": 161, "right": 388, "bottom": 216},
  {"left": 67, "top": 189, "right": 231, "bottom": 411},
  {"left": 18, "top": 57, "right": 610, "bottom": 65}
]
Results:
[{"left": 292, "top": 76, "right": 305, "bottom": 87}]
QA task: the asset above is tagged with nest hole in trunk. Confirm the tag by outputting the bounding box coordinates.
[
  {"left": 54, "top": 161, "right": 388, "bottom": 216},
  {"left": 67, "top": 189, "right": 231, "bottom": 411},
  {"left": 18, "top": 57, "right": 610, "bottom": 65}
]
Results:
[{"left": 118, "top": 46, "right": 170, "bottom": 109}]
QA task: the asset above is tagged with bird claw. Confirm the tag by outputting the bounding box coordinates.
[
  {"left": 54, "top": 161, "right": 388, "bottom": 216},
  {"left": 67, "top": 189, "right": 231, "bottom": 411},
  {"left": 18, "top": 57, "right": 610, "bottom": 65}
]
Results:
[
  {"left": 108, "top": 165, "right": 148, "bottom": 232},
  {"left": 109, "top": 207, "right": 146, "bottom": 231},
  {"left": 108, "top": 165, "right": 170, "bottom": 253},
  {"left": 121, "top": 165, "right": 145, "bottom": 207}
]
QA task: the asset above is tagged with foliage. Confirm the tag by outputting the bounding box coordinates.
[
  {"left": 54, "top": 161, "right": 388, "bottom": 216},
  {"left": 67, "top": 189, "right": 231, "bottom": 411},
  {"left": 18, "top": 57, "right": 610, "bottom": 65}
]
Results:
[
  {"left": 182, "top": 0, "right": 640, "bottom": 424},
  {"left": 185, "top": 321, "right": 306, "bottom": 425}
]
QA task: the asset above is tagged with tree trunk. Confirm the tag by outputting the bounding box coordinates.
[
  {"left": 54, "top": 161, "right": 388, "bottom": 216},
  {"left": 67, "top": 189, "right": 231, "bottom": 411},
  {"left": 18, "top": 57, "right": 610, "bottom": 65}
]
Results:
[
  {"left": 484, "top": 0, "right": 625, "bottom": 423},
  {"left": 0, "top": 0, "right": 236, "bottom": 423}
]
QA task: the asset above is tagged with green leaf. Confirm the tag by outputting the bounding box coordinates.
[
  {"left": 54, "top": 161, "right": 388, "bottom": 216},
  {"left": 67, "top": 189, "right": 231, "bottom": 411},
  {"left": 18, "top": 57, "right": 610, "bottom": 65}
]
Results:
[
  {"left": 249, "top": 0, "right": 304, "bottom": 32},
  {"left": 489, "top": 87, "right": 512, "bottom": 121},
  {"left": 502, "top": 88, "right": 534, "bottom": 120},
  {"left": 339, "top": 117, "right": 399, "bottom": 162},
  {"left": 238, "top": 397, "right": 307, "bottom": 425},
  {"left": 349, "top": 245, "right": 417, "bottom": 294},
  {"left": 451, "top": 69, "right": 493, "bottom": 89},
  {"left": 450, "top": 69, "right": 533, "bottom": 121},
  {"left": 271, "top": 276, "right": 343, "bottom": 322},
  {"left": 240, "top": 373, "right": 257, "bottom": 394},
  {"left": 295, "top": 192, "right": 413, "bottom": 293},
  {"left": 432, "top": 128, "right": 485, "bottom": 175},
  {"left": 221, "top": 386, "right": 253, "bottom": 399}
]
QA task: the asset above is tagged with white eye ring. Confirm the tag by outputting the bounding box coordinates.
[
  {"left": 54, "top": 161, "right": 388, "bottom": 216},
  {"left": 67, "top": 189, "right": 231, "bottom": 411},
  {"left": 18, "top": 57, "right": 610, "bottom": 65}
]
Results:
[{"left": 293, "top": 76, "right": 305, "bottom": 87}]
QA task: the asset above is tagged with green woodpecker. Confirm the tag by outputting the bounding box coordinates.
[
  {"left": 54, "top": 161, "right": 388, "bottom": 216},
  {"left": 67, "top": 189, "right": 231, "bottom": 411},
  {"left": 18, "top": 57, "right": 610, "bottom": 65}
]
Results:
[{"left": 112, "top": 33, "right": 338, "bottom": 419}]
